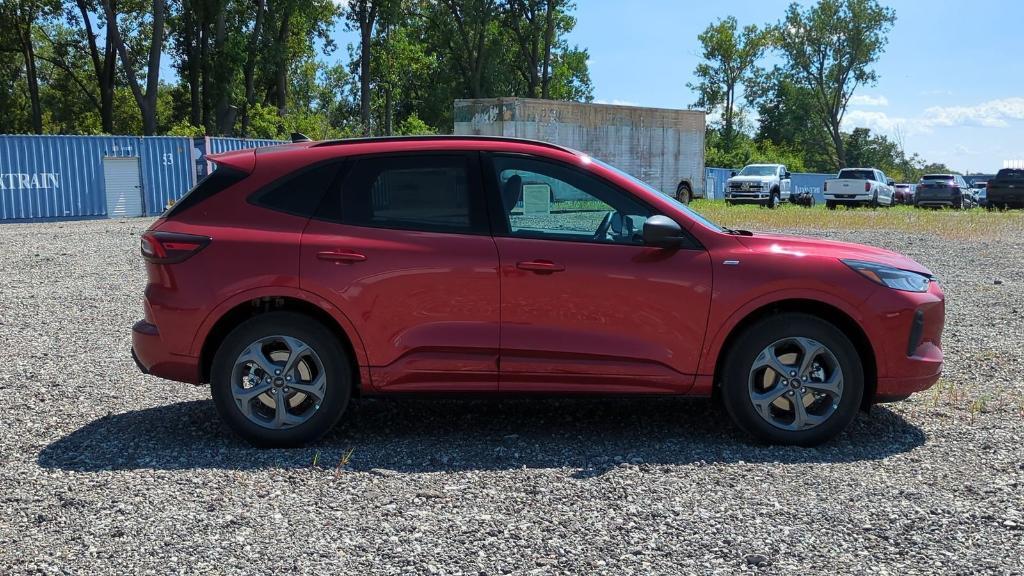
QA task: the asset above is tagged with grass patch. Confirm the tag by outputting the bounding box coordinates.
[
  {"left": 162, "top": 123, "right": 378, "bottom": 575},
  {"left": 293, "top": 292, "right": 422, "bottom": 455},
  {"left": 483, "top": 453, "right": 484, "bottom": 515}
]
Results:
[{"left": 688, "top": 200, "right": 1024, "bottom": 239}]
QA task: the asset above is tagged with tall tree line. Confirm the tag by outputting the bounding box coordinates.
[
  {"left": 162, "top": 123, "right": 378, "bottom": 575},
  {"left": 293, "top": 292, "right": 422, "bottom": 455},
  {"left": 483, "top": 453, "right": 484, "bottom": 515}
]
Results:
[
  {"left": 0, "top": 0, "right": 593, "bottom": 138},
  {"left": 686, "top": 0, "right": 953, "bottom": 178}
]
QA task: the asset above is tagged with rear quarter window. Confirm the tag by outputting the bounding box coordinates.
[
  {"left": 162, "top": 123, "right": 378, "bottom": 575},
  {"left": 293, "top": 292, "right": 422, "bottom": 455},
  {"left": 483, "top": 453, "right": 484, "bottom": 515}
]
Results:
[
  {"left": 164, "top": 166, "right": 247, "bottom": 218},
  {"left": 249, "top": 161, "right": 343, "bottom": 217}
]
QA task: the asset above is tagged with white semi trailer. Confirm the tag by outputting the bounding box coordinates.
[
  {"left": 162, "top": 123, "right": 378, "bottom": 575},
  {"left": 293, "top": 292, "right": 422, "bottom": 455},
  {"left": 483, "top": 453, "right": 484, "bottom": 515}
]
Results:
[{"left": 453, "top": 98, "right": 706, "bottom": 203}]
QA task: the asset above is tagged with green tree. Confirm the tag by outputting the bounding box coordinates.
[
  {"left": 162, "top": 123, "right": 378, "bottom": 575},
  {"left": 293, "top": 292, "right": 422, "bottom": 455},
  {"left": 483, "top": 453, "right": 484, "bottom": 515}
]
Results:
[
  {"left": 776, "top": 0, "right": 896, "bottom": 167},
  {"left": 688, "top": 16, "right": 768, "bottom": 152}
]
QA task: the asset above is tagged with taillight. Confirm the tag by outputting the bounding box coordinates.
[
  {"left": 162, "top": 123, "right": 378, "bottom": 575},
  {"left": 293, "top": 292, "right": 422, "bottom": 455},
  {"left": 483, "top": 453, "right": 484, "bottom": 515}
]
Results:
[
  {"left": 141, "top": 231, "right": 211, "bottom": 264},
  {"left": 823, "top": 181, "right": 828, "bottom": 191},
  {"left": 865, "top": 182, "right": 871, "bottom": 192}
]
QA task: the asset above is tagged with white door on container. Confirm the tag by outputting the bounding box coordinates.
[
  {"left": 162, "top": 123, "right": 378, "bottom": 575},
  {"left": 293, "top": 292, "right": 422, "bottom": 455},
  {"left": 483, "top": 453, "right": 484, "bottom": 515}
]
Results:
[{"left": 103, "top": 157, "right": 143, "bottom": 217}]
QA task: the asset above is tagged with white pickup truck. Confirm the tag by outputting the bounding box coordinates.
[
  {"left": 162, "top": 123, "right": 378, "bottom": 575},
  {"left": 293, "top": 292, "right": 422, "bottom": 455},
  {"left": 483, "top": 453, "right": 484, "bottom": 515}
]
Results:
[
  {"left": 824, "top": 168, "right": 895, "bottom": 209},
  {"left": 724, "top": 164, "right": 792, "bottom": 208}
]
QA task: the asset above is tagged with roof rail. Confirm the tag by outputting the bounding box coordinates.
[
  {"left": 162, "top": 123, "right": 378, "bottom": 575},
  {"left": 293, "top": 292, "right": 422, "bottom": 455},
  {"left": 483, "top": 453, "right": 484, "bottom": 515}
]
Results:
[{"left": 311, "top": 134, "right": 575, "bottom": 153}]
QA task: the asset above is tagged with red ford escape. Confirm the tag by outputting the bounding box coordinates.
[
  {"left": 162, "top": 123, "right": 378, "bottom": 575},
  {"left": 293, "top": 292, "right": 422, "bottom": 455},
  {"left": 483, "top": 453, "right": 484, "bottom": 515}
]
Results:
[{"left": 132, "top": 136, "right": 944, "bottom": 447}]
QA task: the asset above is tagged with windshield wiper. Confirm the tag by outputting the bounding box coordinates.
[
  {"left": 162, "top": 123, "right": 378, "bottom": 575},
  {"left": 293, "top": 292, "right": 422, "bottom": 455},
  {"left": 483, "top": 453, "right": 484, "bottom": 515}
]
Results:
[{"left": 721, "top": 227, "right": 754, "bottom": 236}]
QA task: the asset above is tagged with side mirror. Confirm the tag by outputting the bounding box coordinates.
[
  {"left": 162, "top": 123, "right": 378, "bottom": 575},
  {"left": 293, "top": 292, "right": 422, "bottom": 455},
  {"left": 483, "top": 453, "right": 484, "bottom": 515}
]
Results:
[
  {"left": 730, "top": 171, "right": 737, "bottom": 177},
  {"left": 642, "top": 215, "right": 684, "bottom": 248},
  {"left": 784, "top": 171, "right": 792, "bottom": 179},
  {"left": 887, "top": 179, "right": 895, "bottom": 186}
]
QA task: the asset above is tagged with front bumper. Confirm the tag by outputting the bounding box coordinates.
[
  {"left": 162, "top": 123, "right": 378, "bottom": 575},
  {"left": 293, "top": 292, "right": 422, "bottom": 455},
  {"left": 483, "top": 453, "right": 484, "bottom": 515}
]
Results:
[
  {"left": 131, "top": 319, "right": 202, "bottom": 384},
  {"left": 726, "top": 191, "right": 770, "bottom": 202},
  {"left": 865, "top": 281, "right": 945, "bottom": 401}
]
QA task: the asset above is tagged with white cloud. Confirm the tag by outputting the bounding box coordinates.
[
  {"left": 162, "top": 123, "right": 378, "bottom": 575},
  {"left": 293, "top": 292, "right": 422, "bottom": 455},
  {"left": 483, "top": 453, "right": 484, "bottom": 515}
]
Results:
[
  {"left": 593, "top": 99, "right": 640, "bottom": 107},
  {"left": 842, "top": 110, "right": 912, "bottom": 133},
  {"left": 849, "top": 94, "right": 889, "bottom": 107},
  {"left": 922, "top": 97, "right": 1024, "bottom": 128},
  {"left": 842, "top": 97, "right": 1024, "bottom": 136}
]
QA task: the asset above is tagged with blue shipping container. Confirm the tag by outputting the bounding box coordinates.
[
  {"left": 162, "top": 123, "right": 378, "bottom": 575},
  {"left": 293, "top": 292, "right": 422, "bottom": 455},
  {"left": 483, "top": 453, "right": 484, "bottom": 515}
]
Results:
[{"left": 1, "top": 135, "right": 285, "bottom": 221}]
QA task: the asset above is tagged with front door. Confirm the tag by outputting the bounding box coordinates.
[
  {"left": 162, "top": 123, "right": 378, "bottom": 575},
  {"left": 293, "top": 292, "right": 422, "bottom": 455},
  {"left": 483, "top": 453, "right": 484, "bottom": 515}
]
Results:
[
  {"left": 301, "top": 152, "right": 500, "bottom": 392},
  {"left": 486, "top": 154, "right": 714, "bottom": 393}
]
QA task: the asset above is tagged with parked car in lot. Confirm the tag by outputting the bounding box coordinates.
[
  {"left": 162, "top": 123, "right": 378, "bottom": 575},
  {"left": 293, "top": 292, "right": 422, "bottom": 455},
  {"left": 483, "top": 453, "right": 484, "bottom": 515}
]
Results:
[
  {"left": 724, "top": 164, "right": 792, "bottom": 208},
  {"left": 975, "top": 182, "right": 988, "bottom": 208},
  {"left": 915, "top": 174, "right": 970, "bottom": 209},
  {"left": 893, "top": 183, "right": 915, "bottom": 205},
  {"left": 986, "top": 169, "right": 1024, "bottom": 209},
  {"left": 132, "top": 136, "right": 945, "bottom": 448},
  {"left": 823, "top": 168, "right": 895, "bottom": 209}
]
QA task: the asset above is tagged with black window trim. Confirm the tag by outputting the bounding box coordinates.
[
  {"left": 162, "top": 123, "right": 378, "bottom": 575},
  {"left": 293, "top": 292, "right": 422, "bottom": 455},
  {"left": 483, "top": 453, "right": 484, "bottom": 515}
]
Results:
[
  {"left": 481, "top": 151, "right": 703, "bottom": 250},
  {"left": 314, "top": 150, "right": 491, "bottom": 237},
  {"left": 247, "top": 157, "right": 347, "bottom": 219}
]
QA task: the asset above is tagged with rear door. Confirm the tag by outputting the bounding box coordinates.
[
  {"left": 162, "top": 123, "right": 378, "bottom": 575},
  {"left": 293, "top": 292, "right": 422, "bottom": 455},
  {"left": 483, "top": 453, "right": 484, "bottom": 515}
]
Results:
[
  {"left": 301, "top": 152, "right": 500, "bottom": 392},
  {"left": 484, "top": 153, "right": 713, "bottom": 393}
]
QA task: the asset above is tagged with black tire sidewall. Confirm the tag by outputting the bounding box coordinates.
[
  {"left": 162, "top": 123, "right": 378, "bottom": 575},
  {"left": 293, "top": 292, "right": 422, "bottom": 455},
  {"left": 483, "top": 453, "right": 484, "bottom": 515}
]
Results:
[
  {"left": 210, "top": 312, "right": 352, "bottom": 447},
  {"left": 720, "top": 314, "right": 864, "bottom": 446}
]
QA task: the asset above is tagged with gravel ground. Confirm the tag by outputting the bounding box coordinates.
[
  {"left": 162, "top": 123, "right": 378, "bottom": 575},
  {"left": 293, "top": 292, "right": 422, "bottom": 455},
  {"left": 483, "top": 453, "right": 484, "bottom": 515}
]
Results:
[{"left": 1, "top": 217, "right": 1022, "bottom": 575}]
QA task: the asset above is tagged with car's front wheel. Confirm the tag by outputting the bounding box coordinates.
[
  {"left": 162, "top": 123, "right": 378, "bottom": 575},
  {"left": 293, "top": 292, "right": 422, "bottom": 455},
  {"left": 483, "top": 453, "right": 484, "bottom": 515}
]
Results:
[
  {"left": 720, "top": 313, "right": 864, "bottom": 446},
  {"left": 211, "top": 312, "right": 352, "bottom": 447}
]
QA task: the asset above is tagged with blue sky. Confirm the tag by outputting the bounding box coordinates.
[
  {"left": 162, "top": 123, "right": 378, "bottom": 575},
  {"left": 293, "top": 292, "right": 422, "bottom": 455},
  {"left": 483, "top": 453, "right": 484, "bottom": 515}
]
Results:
[{"left": 566, "top": 0, "right": 1023, "bottom": 174}]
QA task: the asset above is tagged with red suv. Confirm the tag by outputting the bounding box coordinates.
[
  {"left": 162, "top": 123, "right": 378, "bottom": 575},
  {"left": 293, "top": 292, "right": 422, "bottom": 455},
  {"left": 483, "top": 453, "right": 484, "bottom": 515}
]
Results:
[{"left": 132, "top": 136, "right": 944, "bottom": 447}]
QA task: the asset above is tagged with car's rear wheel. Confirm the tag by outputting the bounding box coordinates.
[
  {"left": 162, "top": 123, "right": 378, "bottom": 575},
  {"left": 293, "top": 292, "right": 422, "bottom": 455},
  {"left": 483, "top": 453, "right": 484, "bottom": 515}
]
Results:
[
  {"left": 720, "top": 313, "right": 864, "bottom": 446},
  {"left": 211, "top": 312, "right": 352, "bottom": 447},
  {"left": 826, "top": 200, "right": 837, "bottom": 210}
]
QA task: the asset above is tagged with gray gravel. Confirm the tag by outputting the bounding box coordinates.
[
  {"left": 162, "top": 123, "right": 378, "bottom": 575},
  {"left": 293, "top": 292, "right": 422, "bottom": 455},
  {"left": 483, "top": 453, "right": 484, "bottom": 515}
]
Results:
[{"left": 1, "top": 217, "right": 1022, "bottom": 575}]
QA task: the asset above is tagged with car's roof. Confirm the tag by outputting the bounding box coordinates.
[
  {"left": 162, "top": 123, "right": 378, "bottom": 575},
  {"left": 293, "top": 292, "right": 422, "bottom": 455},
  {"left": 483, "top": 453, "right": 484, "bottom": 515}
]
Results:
[
  {"left": 745, "top": 163, "right": 782, "bottom": 167},
  {"left": 254, "top": 135, "right": 581, "bottom": 156},
  {"left": 839, "top": 167, "right": 879, "bottom": 171}
]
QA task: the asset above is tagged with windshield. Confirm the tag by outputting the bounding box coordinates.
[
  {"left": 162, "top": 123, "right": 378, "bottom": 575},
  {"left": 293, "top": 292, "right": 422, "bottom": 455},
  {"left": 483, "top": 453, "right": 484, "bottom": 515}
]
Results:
[
  {"left": 997, "top": 169, "right": 1024, "bottom": 179},
  {"left": 590, "top": 157, "right": 723, "bottom": 232},
  {"left": 922, "top": 174, "right": 954, "bottom": 181},
  {"left": 739, "top": 165, "right": 778, "bottom": 176}
]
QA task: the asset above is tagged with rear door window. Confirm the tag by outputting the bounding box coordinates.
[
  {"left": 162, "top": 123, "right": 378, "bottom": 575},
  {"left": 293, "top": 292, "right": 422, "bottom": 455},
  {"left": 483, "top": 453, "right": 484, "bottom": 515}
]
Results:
[{"left": 332, "top": 154, "right": 487, "bottom": 235}]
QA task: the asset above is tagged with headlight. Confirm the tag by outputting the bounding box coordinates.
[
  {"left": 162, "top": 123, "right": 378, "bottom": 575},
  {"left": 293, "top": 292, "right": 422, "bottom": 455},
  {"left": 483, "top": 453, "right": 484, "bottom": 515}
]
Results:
[{"left": 842, "top": 259, "right": 931, "bottom": 292}]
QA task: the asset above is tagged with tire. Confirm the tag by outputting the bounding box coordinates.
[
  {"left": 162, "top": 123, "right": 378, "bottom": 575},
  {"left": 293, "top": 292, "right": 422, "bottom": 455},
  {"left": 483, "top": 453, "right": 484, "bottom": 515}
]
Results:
[
  {"left": 766, "top": 189, "right": 780, "bottom": 209},
  {"left": 210, "top": 312, "right": 352, "bottom": 448},
  {"left": 676, "top": 184, "right": 692, "bottom": 204},
  {"left": 719, "top": 313, "right": 864, "bottom": 446},
  {"left": 826, "top": 200, "right": 837, "bottom": 210},
  {"left": 869, "top": 191, "right": 879, "bottom": 209}
]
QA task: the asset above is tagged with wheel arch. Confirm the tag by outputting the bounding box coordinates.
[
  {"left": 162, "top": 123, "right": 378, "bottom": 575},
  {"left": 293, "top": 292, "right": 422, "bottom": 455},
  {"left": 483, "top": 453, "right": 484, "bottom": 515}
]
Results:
[
  {"left": 710, "top": 298, "right": 877, "bottom": 410},
  {"left": 195, "top": 290, "right": 368, "bottom": 395}
]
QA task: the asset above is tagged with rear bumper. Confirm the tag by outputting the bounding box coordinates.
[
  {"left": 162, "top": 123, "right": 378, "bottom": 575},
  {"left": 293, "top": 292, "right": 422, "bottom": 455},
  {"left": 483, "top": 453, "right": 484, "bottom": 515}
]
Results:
[
  {"left": 131, "top": 319, "right": 202, "bottom": 384},
  {"left": 825, "top": 193, "right": 872, "bottom": 203}
]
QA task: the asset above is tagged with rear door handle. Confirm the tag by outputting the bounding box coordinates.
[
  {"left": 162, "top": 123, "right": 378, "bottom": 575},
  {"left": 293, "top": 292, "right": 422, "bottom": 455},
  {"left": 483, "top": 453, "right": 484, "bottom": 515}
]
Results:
[
  {"left": 516, "top": 260, "right": 565, "bottom": 273},
  {"left": 317, "top": 250, "right": 367, "bottom": 263}
]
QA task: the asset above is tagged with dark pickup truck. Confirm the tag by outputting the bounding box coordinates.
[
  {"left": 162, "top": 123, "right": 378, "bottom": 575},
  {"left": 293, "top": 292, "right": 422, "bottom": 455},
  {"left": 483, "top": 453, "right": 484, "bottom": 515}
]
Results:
[{"left": 986, "top": 169, "right": 1024, "bottom": 209}]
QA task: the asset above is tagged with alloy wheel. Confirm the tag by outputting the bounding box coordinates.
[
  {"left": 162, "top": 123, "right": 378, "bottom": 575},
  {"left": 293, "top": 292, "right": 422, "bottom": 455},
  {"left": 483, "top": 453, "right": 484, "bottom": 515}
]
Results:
[
  {"left": 230, "top": 335, "right": 327, "bottom": 429},
  {"left": 747, "top": 337, "right": 844, "bottom": 431}
]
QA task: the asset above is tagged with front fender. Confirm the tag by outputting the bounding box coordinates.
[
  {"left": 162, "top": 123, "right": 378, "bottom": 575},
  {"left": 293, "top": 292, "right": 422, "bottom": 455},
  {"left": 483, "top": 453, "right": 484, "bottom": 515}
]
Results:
[{"left": 696, "top": 286, "right": 878, "bottom": 380}]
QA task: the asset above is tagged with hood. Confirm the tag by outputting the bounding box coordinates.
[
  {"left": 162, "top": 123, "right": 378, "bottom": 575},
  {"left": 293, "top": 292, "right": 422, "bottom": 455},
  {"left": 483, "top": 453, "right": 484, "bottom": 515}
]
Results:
[{"left": 737, "top": 232, "right": 933, "bottom": 276}]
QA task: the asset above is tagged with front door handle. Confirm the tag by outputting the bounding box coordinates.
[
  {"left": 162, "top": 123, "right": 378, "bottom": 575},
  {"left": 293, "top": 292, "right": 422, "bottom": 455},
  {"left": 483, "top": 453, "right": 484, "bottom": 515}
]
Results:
[
  {"left": 516, "top": 259, "right": 565, "bottom": 273},
  {"left": 317, "top": 250, "right": 367, "bottom": 263}
]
